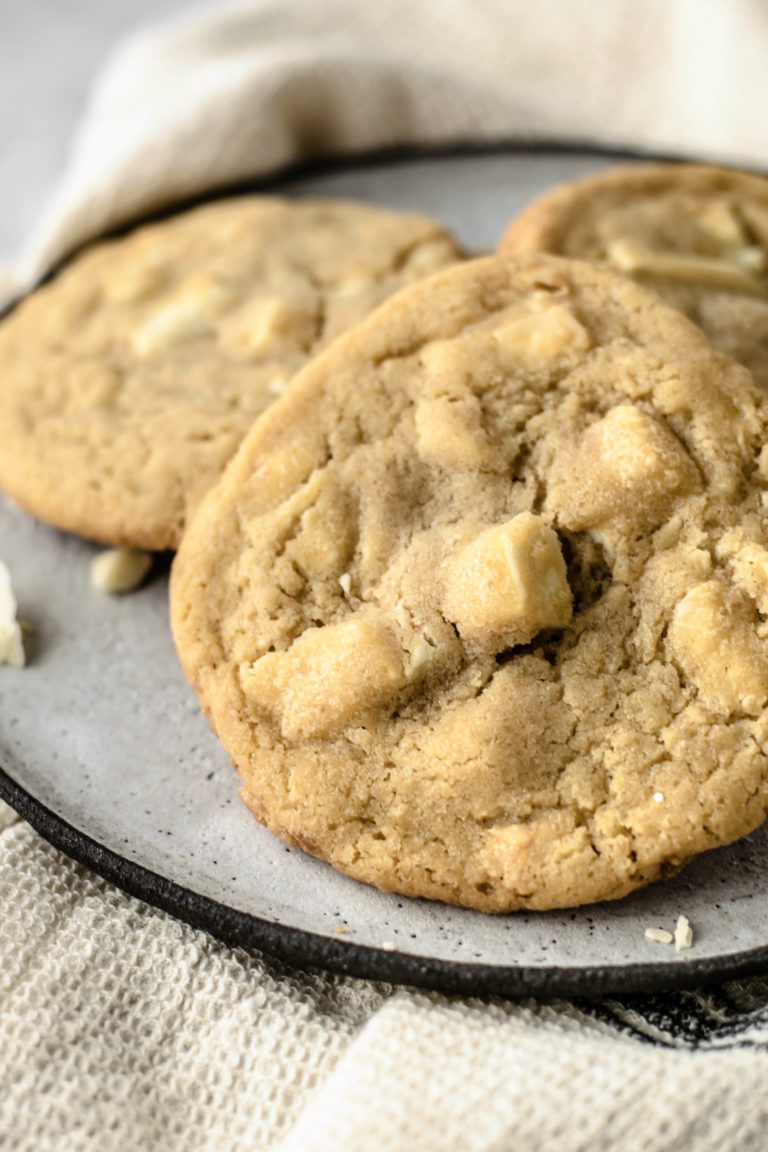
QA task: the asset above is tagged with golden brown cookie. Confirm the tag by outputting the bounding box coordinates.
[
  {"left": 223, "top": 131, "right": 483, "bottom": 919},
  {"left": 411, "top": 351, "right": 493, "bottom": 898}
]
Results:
[
  {"left": 500, "top": 163, "right": 768, "bottom": 387},
  {"left": 0, "top": 196, "right": 462, "bottom": 548},
  {"left": 171, "top": 252, "right": 768, "bottom": 913}
]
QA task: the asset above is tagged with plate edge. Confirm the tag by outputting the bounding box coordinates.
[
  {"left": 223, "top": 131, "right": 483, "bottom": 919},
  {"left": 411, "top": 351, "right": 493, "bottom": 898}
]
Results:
[{"left": 2, "top": 761, "right": 767, "bottom": 1000}]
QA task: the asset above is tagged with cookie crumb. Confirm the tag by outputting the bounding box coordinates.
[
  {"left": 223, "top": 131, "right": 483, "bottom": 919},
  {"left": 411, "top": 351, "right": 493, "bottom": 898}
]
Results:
[
  {"left": 339, "top": 573, "right": 352, "bottom": 596},
  {"left": 381, "top": 940, "right": 397, "bottom": 952},
  {"left": 674, "top": 914, "right": 694, "bottom": 951},
  {"left": 645, "top": 927, "right": 674, "bottom": 945},
  {"left": 91, "top": 548, "right": 152, "bottom": 594},
  {"left": 0, "top": 560, "right": 24, "bottom": 667},
  {"left": 333, "top": 924, "right": 346, "bottom": 934}
]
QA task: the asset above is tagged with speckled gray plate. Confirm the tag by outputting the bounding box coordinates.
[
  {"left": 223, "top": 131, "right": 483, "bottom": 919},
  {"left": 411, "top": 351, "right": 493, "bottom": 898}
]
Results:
[{"left": 2, "top": 150, "right": 768, "bottom": 999}]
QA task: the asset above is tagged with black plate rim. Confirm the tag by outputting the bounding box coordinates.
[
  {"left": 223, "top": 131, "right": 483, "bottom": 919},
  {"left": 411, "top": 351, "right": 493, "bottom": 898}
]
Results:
[
  {"left": 3, "top": 762, "right": 768, "bottom": 999},
  {"left": 4, "top": 143, "right": 768, "bottom": 999}
]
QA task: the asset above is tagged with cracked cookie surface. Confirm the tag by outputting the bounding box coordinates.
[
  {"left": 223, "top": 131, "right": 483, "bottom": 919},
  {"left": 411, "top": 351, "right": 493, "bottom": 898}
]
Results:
[
  {"left": 0, "top": 196, "right": 461, "bottom": 548},
  {"left": 171, "top": 252, "right": 768, "bottom": 912},
  {"left": 500, "top": 163, "right": 768, "bottom": 389}
]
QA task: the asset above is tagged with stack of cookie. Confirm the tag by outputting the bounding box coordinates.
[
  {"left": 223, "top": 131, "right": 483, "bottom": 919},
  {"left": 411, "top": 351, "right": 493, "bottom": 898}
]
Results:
[{"left": 4, "top": 165, "right": 768, "bottom": 914}]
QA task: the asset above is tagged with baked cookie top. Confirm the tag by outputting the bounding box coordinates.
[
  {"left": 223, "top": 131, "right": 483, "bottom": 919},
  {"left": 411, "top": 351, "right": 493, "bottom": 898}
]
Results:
[
  {"left": 0, "top": 196, "right": 461, "bottom": 549},
  {"left": 500, "top": 163, "right": 768, "bottom": 388},
  {"left": 171, "top": 252, "right": 768, "bottom": 913}
]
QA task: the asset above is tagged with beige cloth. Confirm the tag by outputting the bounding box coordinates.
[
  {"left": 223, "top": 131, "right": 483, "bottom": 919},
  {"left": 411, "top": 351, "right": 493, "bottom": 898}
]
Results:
[
  {"left": 3, "top": 816, "right": 768, "bottom": 1151},
  {"left": 4, "top": 2, "right": 768, "bottom": 1148},
  {"left": 4, "top": 0, "right": 768, "bottom": 306}
]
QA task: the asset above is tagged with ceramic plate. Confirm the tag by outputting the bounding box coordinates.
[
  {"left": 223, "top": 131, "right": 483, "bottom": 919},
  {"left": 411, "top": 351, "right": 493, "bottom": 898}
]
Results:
[{"left": 3, "top": 150, "right": 768, "bottom": 999}]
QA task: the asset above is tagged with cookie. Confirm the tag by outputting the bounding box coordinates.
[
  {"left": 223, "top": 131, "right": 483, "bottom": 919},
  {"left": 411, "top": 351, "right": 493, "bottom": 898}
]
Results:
[
  {"left": 0, "top": 196, "right": 462, "bottom": 549},
  {"left": 500, "top": 163, "right": 768, "bottom": 387},
  {"left": 171, "top": 252, "right": 768, "bottom": 912}
]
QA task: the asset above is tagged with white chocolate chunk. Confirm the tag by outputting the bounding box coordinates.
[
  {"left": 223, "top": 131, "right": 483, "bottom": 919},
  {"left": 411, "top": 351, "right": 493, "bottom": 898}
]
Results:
[
  {"left": 414, "top": 393, "right": 494, "bottom": 466},
  {"left": 733, "top": 246, "right": 767, "bottom": 274},
  {"left": 668, "top": 581, "right": 768, "bottom": 715},
  {"left": 443, "top": 512, "right": 572, "bottom": 645},
  {"left": 218, "top": 295, "right": 316, "bottom": 357},
  {"left": 131, "top": 276, "right": 232, "bottom": 355},
  {"left": 419, "top": 335, "right": 476, "bottom": 380},
  {"left": 268, "top": 374, "right": 290, "bottom": 396},
  {"left": 244, "top": 611, "right": 406, "bottom": 739},
  {"left": 131, "top": 299, "right": 213, "bottom": 355},
  {"left": 284, "top": 478, "right": 356, "bottom": 581},
  {"left": 334, "top": 276, "right": 371, "bottom": 298},
  {"left": 250, "top": 435, "right": 329, "bottom": 511},
  {"left": 90, "top": 548, "right": 152, "bottom": 595},
  {"left": 175, "top": 274, "right": 232, "bottom": 313},
  {"left": 493, "top": 301, "right": 591, "bottom": 359},
  {"left": 102, "top": 262, "right": 165, "bottom": 304},
  {"left": 290, "top": 502, "right": 350, "bottom": 578},
  {"left": 645, "top": 928, "right": 674, "bottom": 945},
  {"left": 0, "top": 561, "right": 24, "bottom": 667},
  {"left": 405, "top": 634, "right": 438, "bottom": 676},
  {"left": 674, "top": 915, "right": 694, "bottom": 951},
  {"left": 696, "top": 200, "right": 747, "bottom": 246},
  {"left": 606, "top": 237, "right": 766, "bottom": 294},
  {"left": 549, "top": 404, "right": 700, "bottom": 533},
  {"left": 415, "top": 339, "right": 496, "bottom": 466},
  {"left": 392, "top": 601, "right": 412, "bottom": 632}
]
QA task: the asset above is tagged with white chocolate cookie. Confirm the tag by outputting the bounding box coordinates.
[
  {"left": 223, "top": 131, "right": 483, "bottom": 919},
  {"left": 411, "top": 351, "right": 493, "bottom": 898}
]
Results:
[
  {"left": 0, "top": 197, "right": 461, "bottom": 548},
  {"left": 171, "top": 253, "right": 768, "bottom": 912},
  {"left": 500, "top": 163, "right": 768, "bottom": 387}
]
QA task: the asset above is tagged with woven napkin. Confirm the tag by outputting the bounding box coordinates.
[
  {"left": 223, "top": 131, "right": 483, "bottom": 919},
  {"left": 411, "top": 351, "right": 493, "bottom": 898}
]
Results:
[{"left": 4, "top": 1, "right": 768, "bottom": 1149}]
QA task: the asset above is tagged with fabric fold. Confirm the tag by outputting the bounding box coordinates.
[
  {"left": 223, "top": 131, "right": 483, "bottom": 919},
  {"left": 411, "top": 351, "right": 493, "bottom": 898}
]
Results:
[{"left": 6, "top": 0, "right": 768, "bottom": 306}]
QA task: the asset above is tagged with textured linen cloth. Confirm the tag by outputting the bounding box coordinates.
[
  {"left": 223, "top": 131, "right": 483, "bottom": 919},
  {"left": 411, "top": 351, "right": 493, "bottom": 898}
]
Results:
[
  {"left": 4, "top": 816, "right": 768, "bottom": 1152},
  {"left": 4, "top": 2, "right": 768, "bottom": 1149}
]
